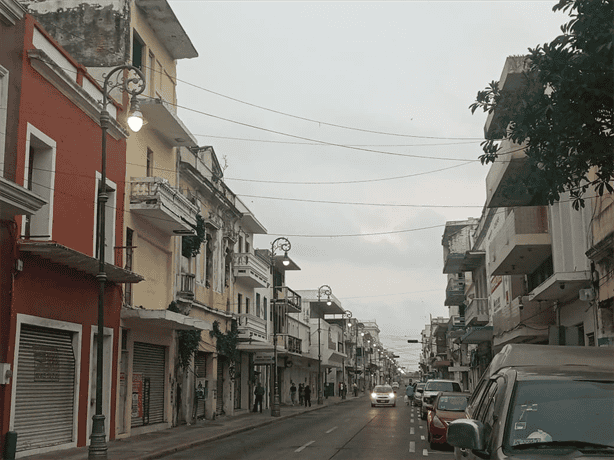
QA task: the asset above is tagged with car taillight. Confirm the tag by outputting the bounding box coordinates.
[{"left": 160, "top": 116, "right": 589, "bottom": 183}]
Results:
[{"left": 432, "top": 415, "right": 445, "bottom": 429}]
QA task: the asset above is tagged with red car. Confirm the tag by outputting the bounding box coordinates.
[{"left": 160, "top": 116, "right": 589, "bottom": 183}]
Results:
[{"left": 426, "top": 392, "right": 469, "bottom": 450}]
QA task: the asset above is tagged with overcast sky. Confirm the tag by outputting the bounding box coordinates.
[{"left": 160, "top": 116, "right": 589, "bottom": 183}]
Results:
[{"left": 169, "top": 1, "right": 569, "bottom": 371}]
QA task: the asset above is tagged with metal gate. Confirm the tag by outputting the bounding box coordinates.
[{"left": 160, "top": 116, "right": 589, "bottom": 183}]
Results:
[
  {"left": 13, "top": 324, "right": 76, "bottom": 453},
  {"left": 194, "top": 352, "right": 207, "bottom": 418},
  {"left": 216, "top": 358, "right": 224, "bottom": 415},
  {"left": 132, "top": 342, "right": 165, "bottom": 427}
]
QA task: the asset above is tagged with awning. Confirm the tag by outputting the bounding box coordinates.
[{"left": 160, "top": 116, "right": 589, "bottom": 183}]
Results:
[
  {"left": 237, "top": 341, "right": 275, "bottom": 352},
  {"left": 121, "top": 308, "right": 212, "bottom": 331},
  {"left": 19, "top": 241, "right": 144, "bottom": 283},
  {"left": 458, "top": 326, "right": 493, "bottom": 344}
]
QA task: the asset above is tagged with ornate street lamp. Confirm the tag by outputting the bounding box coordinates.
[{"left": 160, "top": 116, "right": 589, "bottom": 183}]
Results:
[
  {"left": 316, "top": 284, "right": 332, "bottom": 405},
  {"left": 270, "top": 237, "right": 291, "bottom": 417},
  {"left": 341, "top": 310, "right": 352, "bottom": 399},
  {"left": 89, "top": 65, "right": 145, "bottom": 459}
]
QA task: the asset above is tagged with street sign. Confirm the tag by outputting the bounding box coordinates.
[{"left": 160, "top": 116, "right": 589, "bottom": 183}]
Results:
[{"left": 253, "top": 353, "right": 275, "bottom": 365}]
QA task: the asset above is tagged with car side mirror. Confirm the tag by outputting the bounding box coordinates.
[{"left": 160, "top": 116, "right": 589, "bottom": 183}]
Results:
[{"left": 447, "top": 419, "right": 488, "bottom": 453}]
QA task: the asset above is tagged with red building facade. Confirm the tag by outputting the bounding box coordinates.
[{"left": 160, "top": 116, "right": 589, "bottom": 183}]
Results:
[{"left": 0, "top": 3, "right": 142, "bottom": 457}]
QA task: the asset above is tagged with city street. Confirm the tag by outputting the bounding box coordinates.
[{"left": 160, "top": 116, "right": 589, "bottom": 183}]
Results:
[{"left": 159, "top": 398, "right": 454, "bottom": 460}]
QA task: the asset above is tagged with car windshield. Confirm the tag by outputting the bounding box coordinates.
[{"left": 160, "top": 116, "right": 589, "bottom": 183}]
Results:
[
  {"left": 437, "top": 395, "right": 468, "bottom": 411},
  {"left": 506, "top": 379, "right": 614, "bottom": 450},
  {"left": 425, "top": 381, "right": 461, "bottom": 392},
  {"left": 374, "top": 386, "right": 392, "bottom": 393}
]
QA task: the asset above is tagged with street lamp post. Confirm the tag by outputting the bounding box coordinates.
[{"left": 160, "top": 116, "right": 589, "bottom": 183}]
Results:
[
  {"left": 89, "top": 65, "right": 145, "bottom": 459},
  {"left": 270, "top": 237, "right": 291, "bottom": 417},
  {"left": 316, "top": 285, "right": 332, "bottom": 405},
  {"left": 342, "top": 310, "right": 351, "bottom": 399}
]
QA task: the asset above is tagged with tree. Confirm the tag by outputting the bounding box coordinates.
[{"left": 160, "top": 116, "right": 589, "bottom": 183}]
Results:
[{"left": 470, "top": 0, "right": 613, "bottom": 209}]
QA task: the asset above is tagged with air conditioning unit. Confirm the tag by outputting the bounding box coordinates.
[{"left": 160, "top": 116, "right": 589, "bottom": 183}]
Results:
[{"left": 579, "top": 289, "right": 595, "bottom": 301}]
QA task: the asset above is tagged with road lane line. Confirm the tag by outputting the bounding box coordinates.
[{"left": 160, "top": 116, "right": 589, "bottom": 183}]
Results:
[
  {"left": 409, "top": 442, "right": 416, "bottom": 453},
  {"left": 410, "top": 418, "right": 415, "bottom": 423},
  {"left": 410, "top": 427, "right": 415, "bottom": 435},
  {"left": 421, "top": 435, "right": 425, "bottom": 440},
  {"left": 295, "top": 441, "right": 315, "bottom": 452},
  {"left": 423, "top": 448, "right": 429, "bottom": 456},
  {"left": 326, "top": 426, "right": 338, "bottom": 434}
]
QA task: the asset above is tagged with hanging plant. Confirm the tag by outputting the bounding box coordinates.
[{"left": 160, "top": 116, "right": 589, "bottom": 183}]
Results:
[
  {"left": 168, "top": 301, "right": 202, "bottom": 370},
  {"left": 210, "top": 320, "right": 240, "bottom": 363},
  {"left": 182, "top": 213, "right": 207, "bottom": 258}
]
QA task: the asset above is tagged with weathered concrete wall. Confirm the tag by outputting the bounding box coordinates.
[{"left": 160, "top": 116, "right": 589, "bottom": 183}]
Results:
[{"left": 20, "top": 0, "right": 131, "bottom": 67}]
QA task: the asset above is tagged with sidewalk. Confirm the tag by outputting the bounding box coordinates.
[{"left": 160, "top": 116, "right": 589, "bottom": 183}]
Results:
[{"left": 31, "top": 394, "right": 365, "bottom": 460}]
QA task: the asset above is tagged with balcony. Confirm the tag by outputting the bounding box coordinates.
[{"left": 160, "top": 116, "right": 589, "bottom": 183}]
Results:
[
  {"left": 484, "top": 140, "right": 543, "bottom": 208},
  {"left": 139, "top": 98, "right": 198, "bottom": 148},
  {"left": 130, "top": 177, "right": 199, "bottom": 234},
  {"left": 237, "top": 313, "right": 267, "bottom": 342},
  {"left": 489, "top": 206, "right": 551, "bottom": 276},
  {"left": 285, "top": 335, "right": 302, "bottom": 355},
  {"left": 493, "top": 295, "right": 554, "bottom": 350},
  {"left": 272, "top": 286, "right": 301, "bottom": 313},
  {"left": 465, "top": 298, "right": 489, "bottom": 326},
  {"left": 442, "top": 220, "right": 480, "bottom": 274},
  {"left": 529, "top": 271, "right": 591, "bottom": 303},
  {"left": 177, "top": 273, "right": 195, "bottom": 302},
  {"left": 445, "top": 278, "right": 465, "bottom": 306},
  {"left": 484, "top": 56, "right": 530, "bottom": 140},
  {"left": 233, "top": 253, "right": 269, "bottom": 288}
]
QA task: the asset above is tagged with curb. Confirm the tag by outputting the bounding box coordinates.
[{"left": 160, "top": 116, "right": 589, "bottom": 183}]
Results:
[{"left": 139, "top": 396, "right": 361, "bottom": 460}]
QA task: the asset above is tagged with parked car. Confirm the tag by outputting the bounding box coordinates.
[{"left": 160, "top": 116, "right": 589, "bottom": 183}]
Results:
[
  {"left": 427, "top": 392, "right": 470, "bottom": 450},
  {"left": 447, "top": 344, "right": 614, "bottom": 460},
  {"left": 370, "top": 384, "right": 396, "bottom": 407},
  {"left": 413, "top": 382, "right": 425, "bottom": 407},
  {"left": 420, "top": 379, "right": 462, "bottom": 419}
]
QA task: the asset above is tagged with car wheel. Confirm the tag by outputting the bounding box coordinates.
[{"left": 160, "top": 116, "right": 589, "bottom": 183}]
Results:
[
  {"left": 371, "top": 403, "right": 374, "bottom": 407},
  {"left": 429, "top": 440, "right": 437, "bottom": 451},
  {"left": 421, "top": 409, "right": 426, "bottom": 420},
  {"left": 393, "top": 402, "right": 396, "bottom": 407}
]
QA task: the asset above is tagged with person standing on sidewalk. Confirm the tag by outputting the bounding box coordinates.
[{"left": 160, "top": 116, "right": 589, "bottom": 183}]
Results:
[
  {"left": 304, "top": 384, "right": 312, "bottom": 407},
  {"left": 299, "top": 383, "right": 305, "bottom": 405},
  {"left": 253, "top": 382, "right": 264, "bottom": 413},
  {"left": 290, "top": 381, "right": 297, "bottom": 405}
]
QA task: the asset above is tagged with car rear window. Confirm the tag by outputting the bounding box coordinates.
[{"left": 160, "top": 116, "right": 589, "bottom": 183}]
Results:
[
  {"left": 426, "top": 381, "right": 461, "bottom": 392},
  {"left": 437, "top": 395, "right": 469, "bottom": 411}
]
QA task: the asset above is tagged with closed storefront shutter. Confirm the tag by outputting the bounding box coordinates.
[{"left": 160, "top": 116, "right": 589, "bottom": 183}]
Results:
[
  {"left": 132, "top": 342, "right": 165, "bottom": 427},
  {"left": 216, "top": 358, "right": 224, "bottom": 415},
  {"left": 194, "top": 352, "right": 207, "bottom": 418},
  {"left": 13, "top": 324, "right": 76, "bottom": 453}
]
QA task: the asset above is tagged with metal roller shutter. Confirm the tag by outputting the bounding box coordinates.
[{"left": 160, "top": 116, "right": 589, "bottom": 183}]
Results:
[
  {"left": 194, "top": 352, "right": 206, "bottom": 418},
  {"left": 216, "top": 359, "right": 224, "bottom": 415},
  {"left": 13, "top": 324, "right": 76, "bottom": 453},
  {"left": 132, "top": 342, "right": 165, "bottom": 427}
]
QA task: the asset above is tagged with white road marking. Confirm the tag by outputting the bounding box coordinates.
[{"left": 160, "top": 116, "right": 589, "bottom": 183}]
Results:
[
  {"left": 295, "top": 441, "right": 315, "bottom": 452},
  {"left": 423, "top": 448, "right": 429, "bottom": 456},
  {"left": 326, "top": 426, "right": 338, "bottom": 434},
  {"left": 409, "top": 441, "right": 416, "bottom": 453},
  {"left": 410, "top": 418, "right": 415, "bottom": 423},
  {"left": 421, "top": 435, "right": 425, "bottom": 440},
  {"left": 410, "top": 427, "right": 415, "bottom": 435}
]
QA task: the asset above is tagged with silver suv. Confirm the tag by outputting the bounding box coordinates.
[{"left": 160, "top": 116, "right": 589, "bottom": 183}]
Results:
[
  {"left": 447, "top": 344, "right": 614, "bottom": 459},
  {"left": 420, "top": 379, "right": 462, "bottom": 419}
]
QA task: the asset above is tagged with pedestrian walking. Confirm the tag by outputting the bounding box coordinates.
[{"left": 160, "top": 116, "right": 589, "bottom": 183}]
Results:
[
  {"left": 290, "top": 381, "right": 297, "bottom": 405},
  {"left": 299, "top": 383, "right": 305, "bottom": 405},
  {"left": 304, "top": 384, "right": 312, "bottom": 407},
  {"left": 353, "top": 382, "right": 358, "bottom": 397},
  {"left": 253, "top": 382, "right": 264, "bottom": 413}
]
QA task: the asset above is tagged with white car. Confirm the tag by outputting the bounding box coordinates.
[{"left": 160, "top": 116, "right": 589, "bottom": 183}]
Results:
[{"left": 371, "top": 385, "right": 396, "bottom": 407}]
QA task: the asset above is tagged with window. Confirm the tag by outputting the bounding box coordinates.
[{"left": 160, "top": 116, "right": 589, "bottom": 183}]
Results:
[
  {"left": 146, "top": 148, "right": 153, "bottom": 177},
  {"left": 256, "top": 294, "right": 261, "bottom": 317},
  {"left": 94, "top": 174, "right": 117, "bottom": 264},
  {"left": 205, "top": 234, "right": 213, "bottom": 288},
  {"left": 264, "top": 298, "right": 267, "bottom": 323},
  {"left": 245, "top": 240, "right": 250, "bottom": 254},
  {"left": 237, "top": 293, "right": 242, "bottom": 314},
  {"left": 23, "top": 124, "right": 55, "bottom": 240},
  {"left": 239, "top": 236, "right": 243, "bottom": 252},
  {"left": 0, "top": 65, "right": 8, "bottom": 177},
  {"left": 148, "top": 51, "right": 156, "bottom": 97},
  {"left": 246, "top": 297, "right": 250, "bottom": 315},
  {"left": 125, "top": 228, "right": 134, "bottom": 305},
  {"left": 132, "top": 32, "right": 144, "bottom": 69}
]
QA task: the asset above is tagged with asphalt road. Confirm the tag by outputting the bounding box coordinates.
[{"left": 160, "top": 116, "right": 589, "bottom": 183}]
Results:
[{"left": 160, "top": 398, "right": 455, "bottom": 459}]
